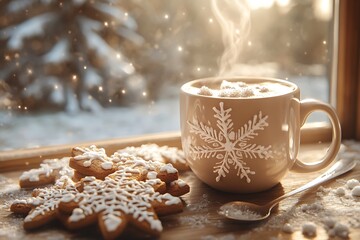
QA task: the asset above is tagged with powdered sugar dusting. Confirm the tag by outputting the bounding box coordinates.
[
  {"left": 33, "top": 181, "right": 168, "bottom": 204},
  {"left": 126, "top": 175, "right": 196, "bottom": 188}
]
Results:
[
  {"left": 177, "top": 193, "right": 223, "bottom": 230},
  {"left": 236, "top": 141, "right": 360, "bottom": 239},
  {"left": 218, "top": 204, "right": 263, "bottom": 220},
  {"left": 178, "top": 214, "right": 211, "bottom": 229},
  {"left": 187, "top": 193, "right": 211, "bottom": 211},
  {"left": 201, "top": 234, "right": 236, "bottom": 240}
]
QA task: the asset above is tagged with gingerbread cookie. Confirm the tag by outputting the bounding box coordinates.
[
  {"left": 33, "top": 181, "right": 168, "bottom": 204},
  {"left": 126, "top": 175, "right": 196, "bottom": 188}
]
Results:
[
  {"left": 166, "top": 179, "right": 190, "bottom": 197},
  {"left": 117, "top": 144, "right": 189, "bottom": 171},
  {"left": 11, "top": 146, "right": 190, "bottom": 240},
  {"left": 11, "top": 175, "right": 78, "bottom": 229},
  {"left": 19, "top": 157, "right": 73, "bottom": 188},
  {"left": 70, "top": 145, "right": 118, "bottom": 180}
]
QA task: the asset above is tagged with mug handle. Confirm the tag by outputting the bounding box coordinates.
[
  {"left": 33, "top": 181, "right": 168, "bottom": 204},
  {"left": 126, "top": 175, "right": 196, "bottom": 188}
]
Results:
[{"left": 291, "top": 99, "right": 341, "bottom": 173}]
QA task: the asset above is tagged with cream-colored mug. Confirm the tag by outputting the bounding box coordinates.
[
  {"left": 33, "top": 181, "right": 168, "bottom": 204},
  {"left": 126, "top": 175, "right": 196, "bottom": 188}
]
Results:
[{"left": 180, "top": 77, "right": 341, "bottom": 193}]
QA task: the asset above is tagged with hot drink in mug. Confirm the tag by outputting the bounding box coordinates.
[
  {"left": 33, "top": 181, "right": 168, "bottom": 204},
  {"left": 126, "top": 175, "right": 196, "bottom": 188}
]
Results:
[{"left": 180, "top": 77, "right": 341, "bottom": 193}]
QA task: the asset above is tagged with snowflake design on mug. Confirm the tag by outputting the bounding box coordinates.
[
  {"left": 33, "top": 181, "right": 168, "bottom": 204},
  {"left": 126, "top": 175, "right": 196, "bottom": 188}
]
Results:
[{"left": 187, "top": 102, "right": 273, "bottom": 183}]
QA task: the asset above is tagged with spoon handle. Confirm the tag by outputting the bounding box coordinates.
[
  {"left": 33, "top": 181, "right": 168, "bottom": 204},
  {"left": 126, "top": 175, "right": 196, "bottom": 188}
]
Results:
[{"left": 268, "top": 158, "right": 356, "bottom": 208}]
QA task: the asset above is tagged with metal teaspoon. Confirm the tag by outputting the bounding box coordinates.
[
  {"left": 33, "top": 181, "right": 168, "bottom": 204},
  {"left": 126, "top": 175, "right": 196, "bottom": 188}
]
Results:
[{"left": 218, "top": 158, "right": 357, "bottom": 221}]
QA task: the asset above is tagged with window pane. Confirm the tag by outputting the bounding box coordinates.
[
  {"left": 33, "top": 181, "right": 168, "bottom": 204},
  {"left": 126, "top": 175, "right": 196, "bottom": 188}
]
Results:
[{"left": 0, "top": 0, "right": 334, "bottom": 150}]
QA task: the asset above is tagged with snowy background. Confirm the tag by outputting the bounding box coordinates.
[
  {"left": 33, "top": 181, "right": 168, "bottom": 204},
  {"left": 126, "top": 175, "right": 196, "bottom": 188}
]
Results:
[
  {"left": 0, "top": 96, "right": 180, "bottom": 150},
  {"left": 0, "top": 0, "right": 333, "bottom": 151},
  {"left": 0, "top": 75, "right": 328, "bottom": 151}
]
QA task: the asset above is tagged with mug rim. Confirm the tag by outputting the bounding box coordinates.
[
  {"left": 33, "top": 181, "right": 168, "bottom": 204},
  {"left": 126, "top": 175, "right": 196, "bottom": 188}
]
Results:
[{"left": 181, "top": 76, "right": 299, "bottom": 100}]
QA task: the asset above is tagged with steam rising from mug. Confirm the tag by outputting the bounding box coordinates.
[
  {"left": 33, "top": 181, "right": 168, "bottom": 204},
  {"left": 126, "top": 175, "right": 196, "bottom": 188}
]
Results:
[{"left": 211, "top": 0, "right": 251, "bottom": 76}]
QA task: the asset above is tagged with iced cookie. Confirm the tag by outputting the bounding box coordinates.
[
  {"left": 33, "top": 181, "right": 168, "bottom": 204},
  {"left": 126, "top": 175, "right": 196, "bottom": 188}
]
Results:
[
  {"left": 11, "top": 147, "right": 190, "bottom": 240},
  {"left": 117, "top": 144, "right": 189, "bottom": 171},
  {"left": 112, "top": 151, "right": 180, "bottom": 184},
  {"left": 19, "top": 157, "right": 73, "bottom": 188},
  {"left": 11, "top": 176, "right": 78, "bottom": 229},
  {"left": 70, "top": 145, "right": 118, "bottom": 179},
  {"left": 167, "top": 179, "right": 191, "bottom": 197}
]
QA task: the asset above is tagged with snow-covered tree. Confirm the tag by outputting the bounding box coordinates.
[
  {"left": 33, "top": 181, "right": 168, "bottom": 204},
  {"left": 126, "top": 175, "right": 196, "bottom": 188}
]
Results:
[{"left": 0, "top": 0, "right": 143, "bottom": 112}]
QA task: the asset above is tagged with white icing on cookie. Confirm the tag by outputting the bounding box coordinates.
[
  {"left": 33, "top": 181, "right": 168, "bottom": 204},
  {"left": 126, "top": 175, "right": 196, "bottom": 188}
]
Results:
[
  {"left": 12, "top": 199, "right": 28, "bottom": 204},
  {"left": 101, "top": 162, "right": 113, "bottom": 170},
  {"left": 24, "top": 176, "right": 77, "bottom": 222},
  {"left": 159, "top": 145, "right": 188, "bottom": 165},
  {"left": 73, "top": 145, "right": 113, "bottom": 170},
  {"left": 162, "top": 193, "right": 182, "bottom": 205},
  {"left": 117, "top": 144, "right": 188, "bottom": 169},
  {"left": 19, "top": 157, "right": 72, "bottom": 182},
  {"left": 61, "top": 193, "right": 75, "bottom": 203},
  {"left": 103, "top": 213, "right": 123, "bottom": 232},
  {"left": 147, "top": 171, "right": 158, "bottom": 179},
  {"left": 171, "top": 179, "right": 187, "bottom": 188},
  {"left": 69, "top": 208, "right": 86, "bottom": 222},
  {"left": 160, "top": 163, "right": 177, "bottom": 174},
  {"left": 64, "top": 165, "right": 180, "bottom": 232}
]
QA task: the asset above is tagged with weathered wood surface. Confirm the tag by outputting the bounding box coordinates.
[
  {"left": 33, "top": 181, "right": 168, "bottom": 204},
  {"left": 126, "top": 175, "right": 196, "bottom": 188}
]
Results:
[{"left": 0, "top": 133, "right": 359, "bottom": 240}]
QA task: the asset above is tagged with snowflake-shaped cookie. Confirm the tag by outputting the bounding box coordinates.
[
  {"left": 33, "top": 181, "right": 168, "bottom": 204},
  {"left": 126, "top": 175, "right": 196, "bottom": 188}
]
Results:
[
  {"left": 187, "top": 102, "right": 273, "bottom": 182},
  {"left": 11, "top": 176, "right": 78, "bottom": 228},
  {"left": 117, "top": 144, "right": 189, "bottom": 171}
]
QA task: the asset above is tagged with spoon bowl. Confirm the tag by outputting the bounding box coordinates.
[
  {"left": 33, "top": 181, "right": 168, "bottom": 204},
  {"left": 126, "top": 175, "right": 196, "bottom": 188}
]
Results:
[
  {"left": 218, "top": 158, "right": 356, "bottom": 221},
  {"left": 219, "top": 201, "right": 270, "bottom": 221}
]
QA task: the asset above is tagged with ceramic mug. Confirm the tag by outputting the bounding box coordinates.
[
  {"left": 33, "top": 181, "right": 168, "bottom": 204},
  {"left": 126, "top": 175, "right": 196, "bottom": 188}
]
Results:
[{"left": 180, "top": 77, "right": 341, "bottom": 193}]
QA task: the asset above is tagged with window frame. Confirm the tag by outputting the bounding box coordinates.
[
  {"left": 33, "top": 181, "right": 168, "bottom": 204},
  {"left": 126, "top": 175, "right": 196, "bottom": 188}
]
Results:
[
  {"left": 304, "top": 0, "right": 360, "bottom": 142},
  {"left": 336, "top": 0, "right": 360, "bottom": 140}
]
